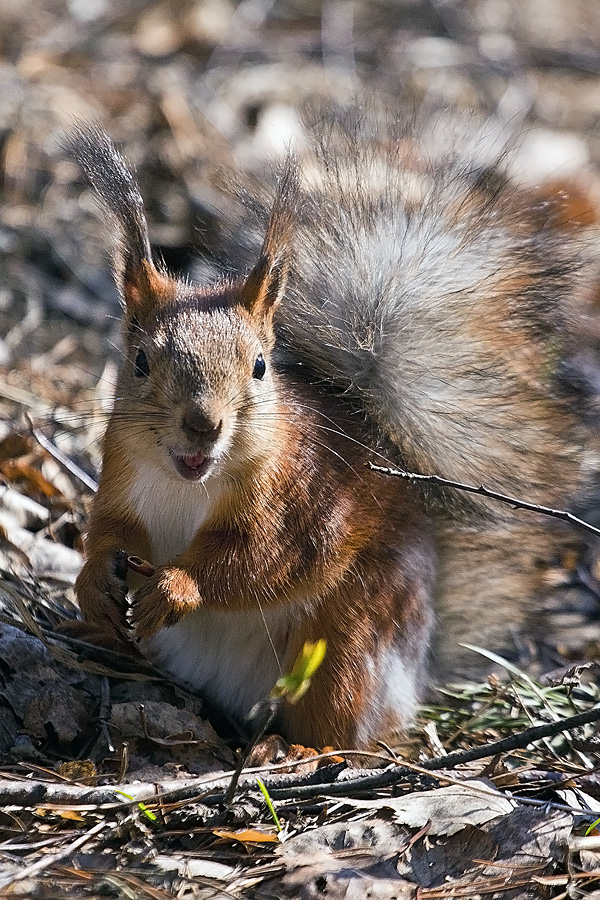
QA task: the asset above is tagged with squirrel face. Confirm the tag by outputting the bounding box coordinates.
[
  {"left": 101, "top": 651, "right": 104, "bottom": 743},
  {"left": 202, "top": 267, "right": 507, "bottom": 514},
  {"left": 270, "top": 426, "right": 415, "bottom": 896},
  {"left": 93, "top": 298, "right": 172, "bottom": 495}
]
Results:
[{"left": 114, "top": 282, "right": 280, "bottom": 485}]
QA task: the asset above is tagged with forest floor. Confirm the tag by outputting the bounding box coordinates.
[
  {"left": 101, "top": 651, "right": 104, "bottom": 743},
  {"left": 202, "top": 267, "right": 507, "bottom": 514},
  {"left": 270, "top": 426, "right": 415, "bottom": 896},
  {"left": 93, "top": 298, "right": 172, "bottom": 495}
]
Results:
[{"left": 0, "top": 1, "right": 599, "bottom": 897}]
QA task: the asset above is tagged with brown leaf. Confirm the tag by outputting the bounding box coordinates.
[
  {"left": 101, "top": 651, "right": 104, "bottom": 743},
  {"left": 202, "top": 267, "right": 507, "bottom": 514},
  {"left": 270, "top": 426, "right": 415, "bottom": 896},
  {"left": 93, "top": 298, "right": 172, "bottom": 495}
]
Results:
[
  {"left": 55, "top": 809, "right": 85, "bottom": 821},
  {"left": 56, "top": 760, "right": 97, "bottom": 784},
  {"left": 0, "top": 460, "right": 62, "bottom": 498},
  {"left": 213, "top": 827, "right": 279, "bottom": 844},
  {"left": 0, "top": 433, "right": 34, "bottom": 463}
]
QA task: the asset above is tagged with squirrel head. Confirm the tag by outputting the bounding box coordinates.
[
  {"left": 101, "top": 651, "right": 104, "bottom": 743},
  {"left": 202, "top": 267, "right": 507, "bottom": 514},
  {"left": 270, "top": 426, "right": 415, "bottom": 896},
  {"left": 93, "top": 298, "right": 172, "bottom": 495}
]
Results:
[
  {"left": 67, "top": 124, "right": 298, "bottom": 485},
  {"left": 113, "top": 163, "right": 298, "bottom": 486}
]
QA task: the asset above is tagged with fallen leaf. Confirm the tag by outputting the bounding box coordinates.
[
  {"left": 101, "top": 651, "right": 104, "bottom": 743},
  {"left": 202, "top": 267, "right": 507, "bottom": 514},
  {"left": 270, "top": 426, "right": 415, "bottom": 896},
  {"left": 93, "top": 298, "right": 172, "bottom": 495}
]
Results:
[
  {"left": 213, "top": 828, "right": 280, "bottom": 844},
  {"left": 279, "top": 820, "right": 410, "bottom": 867},
  {"left": 110, "top": 700, "right": 220, "bottom": 746},
  {"left": 0, "top": 433, "right": 34, "bottom": 464},
  {"left": 0, "top": 460, "right": 62, "bottom": 498},
  {"left": 56, "top": 809, "right": 85, "bottom": 821},
  {"left": 57, "top": 760, "right": 97, "bottom": 784},
  {"left": 275, "top": 822, "right": 415, "bottom": 900},
  {"left": 330, "top": 779, "right": 515, "bottom": 836},
  {"left": 23, "top": 682, "right": 90, "bottom": 744}
]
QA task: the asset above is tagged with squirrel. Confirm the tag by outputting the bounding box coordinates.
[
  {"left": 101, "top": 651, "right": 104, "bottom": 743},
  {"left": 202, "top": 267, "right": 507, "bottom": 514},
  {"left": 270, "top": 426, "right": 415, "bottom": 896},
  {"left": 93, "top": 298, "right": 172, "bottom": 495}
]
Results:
[{"left": 67, "top": 112, "right": 599, "bottom": 749}]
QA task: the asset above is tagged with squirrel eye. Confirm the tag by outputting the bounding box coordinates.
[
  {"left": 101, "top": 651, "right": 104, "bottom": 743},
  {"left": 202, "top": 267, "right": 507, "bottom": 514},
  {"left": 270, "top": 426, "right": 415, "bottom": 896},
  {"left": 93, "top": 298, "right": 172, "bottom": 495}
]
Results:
[
  {"left": 134, "top": 348, "right": 150, "bottom": 378},
  {"left": 252, "top": 353, "right": 266, "bottom": 380}
]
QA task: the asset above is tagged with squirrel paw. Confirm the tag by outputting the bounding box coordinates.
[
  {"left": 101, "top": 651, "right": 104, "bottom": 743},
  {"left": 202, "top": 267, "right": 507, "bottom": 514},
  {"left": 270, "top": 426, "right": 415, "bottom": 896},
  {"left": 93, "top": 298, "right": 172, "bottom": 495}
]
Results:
[
  {"left": 74, "top": 550, "right": 131, "bottom": 644},
  {"left": 130, "top": 567, "right": 201, "bottom": 641}
]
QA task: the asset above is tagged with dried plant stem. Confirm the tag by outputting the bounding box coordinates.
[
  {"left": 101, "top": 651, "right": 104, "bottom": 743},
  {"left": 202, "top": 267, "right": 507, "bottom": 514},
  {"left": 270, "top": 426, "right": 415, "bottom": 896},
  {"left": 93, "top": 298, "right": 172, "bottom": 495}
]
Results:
[{"left": 368, "top": 463, "right": 600, "bottom": 539}]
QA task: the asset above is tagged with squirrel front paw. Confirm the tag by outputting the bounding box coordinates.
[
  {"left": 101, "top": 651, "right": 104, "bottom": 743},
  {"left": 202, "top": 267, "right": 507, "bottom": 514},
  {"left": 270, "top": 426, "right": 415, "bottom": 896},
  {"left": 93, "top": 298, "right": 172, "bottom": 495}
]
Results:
[
  {"left": 74, "top": 549, "right": 131, "bottom": 645},
  {"left": 130, "top": 566, "right": 201, "bottom": 641}
]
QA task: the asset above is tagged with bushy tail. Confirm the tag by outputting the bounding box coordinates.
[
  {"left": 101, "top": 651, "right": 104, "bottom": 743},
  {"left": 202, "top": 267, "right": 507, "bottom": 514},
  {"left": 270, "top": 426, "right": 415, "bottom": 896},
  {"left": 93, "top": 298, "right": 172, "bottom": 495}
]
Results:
[{"left": 274, "top": 113, "right": 595, "bottom": 507}]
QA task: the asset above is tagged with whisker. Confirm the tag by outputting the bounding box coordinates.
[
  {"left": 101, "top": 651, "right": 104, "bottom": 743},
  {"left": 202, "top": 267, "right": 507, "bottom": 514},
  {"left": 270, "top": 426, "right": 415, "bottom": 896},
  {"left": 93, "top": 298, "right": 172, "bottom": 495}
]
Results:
[{"left": 257, "top": 597, "right": 282, "bottom": 675}]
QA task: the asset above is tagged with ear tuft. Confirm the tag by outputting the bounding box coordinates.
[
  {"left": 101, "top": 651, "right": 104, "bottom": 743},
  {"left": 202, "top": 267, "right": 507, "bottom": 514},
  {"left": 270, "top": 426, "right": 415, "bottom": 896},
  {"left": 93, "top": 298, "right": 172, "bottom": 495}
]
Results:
[{"left": 240, "top": 157, "right": 299, "bottom": 317}]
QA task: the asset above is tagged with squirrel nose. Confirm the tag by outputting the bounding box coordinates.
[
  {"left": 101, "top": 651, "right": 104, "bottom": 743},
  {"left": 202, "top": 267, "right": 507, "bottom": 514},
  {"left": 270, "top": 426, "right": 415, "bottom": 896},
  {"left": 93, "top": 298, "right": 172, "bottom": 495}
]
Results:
[{"left": 180, "top": 406, "right": 223, "bottom": 443}]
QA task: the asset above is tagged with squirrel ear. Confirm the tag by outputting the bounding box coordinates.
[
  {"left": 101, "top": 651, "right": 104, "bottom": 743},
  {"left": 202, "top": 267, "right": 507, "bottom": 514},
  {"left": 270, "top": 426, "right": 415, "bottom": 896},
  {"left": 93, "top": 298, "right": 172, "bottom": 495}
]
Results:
[
  {"left": 240, "top": 158, "right": 298, "bottom": 318},
  {"left": 122, "top": 259, "right": 177, "bottom": 317},
  {"left": 64, "top": 125, "right": 177, "bottom": 318},
  {"left": 240, "top": 248, "right": 290, "bottom": 317}
]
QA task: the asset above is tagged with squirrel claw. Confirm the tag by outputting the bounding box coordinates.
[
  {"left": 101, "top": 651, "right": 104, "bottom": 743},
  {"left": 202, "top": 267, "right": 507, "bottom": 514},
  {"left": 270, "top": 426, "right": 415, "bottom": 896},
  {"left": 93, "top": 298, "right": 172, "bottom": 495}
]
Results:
[{"left": 129, "top": 590, "right": 167, "bottom": 641}]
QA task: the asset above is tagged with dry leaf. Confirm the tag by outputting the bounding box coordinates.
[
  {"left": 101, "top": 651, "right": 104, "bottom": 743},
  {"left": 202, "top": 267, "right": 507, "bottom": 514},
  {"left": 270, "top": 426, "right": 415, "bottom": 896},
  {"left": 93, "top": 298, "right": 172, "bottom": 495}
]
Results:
[
  {"left": 279, "top": 820, "right": 410, "bottom": 868},
  {"left": 213, "top": 828, "right": 279, "bottom": 844},
  {"left": 109, "top": 700, "right": 220, "bottom": 746},
  {"left": 332, "top": 779, "right": 515, "bottom": 836},
  {"left": 56, "top": 809, "right": 85, "bottom": 821},
  {"left": 0, "top": 460, "right": 62, "bottom": 499},
  {"left": 23, "top": 682, "right": 90, "bottom": 745},
  {"left": 276, "top": 821, "right": 415, "bottom": 899},
  {"left": 0, "top": 433, "right": 34, "bottom": 463},
  {"left": 57, "top": 760, "right": 97, "bottom": 784}
]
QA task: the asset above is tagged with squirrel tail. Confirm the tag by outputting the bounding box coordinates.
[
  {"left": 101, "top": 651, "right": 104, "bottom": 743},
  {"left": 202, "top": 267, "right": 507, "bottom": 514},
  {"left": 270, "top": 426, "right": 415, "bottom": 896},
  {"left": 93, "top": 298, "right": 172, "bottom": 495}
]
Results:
[{"left": 274, "top": 113, "right": 594, "bottom": 508}]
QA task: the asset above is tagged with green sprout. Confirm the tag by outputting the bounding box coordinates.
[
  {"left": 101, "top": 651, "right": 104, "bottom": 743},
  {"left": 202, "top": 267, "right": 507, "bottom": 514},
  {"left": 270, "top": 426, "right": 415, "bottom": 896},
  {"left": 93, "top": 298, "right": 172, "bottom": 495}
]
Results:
[
  {"left": 270, "top": 639, "right": 327, "bottom": 704},
  {"left": 256, "top": 777, "right": 282, "bottom": 832},
  {"left": 114, "top": 789, "right": 158, "bottom": 823}
]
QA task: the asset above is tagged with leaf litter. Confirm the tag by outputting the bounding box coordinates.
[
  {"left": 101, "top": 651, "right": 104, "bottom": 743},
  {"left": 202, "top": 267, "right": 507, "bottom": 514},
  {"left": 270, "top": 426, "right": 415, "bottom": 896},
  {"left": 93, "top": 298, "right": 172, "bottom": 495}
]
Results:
[{"left": 0, "top": 0, "right": 600, "bottom": 897}]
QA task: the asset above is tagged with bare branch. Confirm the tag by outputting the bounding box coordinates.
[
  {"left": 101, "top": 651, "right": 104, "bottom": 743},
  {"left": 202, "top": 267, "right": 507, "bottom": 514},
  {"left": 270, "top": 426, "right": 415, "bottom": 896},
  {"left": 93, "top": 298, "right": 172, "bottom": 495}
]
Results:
[{"left": 369, "top": 463, "right": 600, "bottom": 539}]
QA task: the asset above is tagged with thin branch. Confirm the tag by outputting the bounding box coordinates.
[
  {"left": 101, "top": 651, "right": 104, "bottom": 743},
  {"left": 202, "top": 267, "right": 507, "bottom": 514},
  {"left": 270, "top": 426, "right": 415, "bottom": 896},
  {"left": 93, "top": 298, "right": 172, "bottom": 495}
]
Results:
[
  {"left": 368, "top": 463, "right": 600, "bottom": 539},
  {"left": 227, "top": 703, "right": 600, "bottom": 804},
  {"left": 0, "top": 706, "right": 597, "bottom": 811},
  {"left": 29, "top": 421, "right": 98, "bottom": 493},
  {"left": 0, "top": 820, "right": 107, "bottom": 890}
]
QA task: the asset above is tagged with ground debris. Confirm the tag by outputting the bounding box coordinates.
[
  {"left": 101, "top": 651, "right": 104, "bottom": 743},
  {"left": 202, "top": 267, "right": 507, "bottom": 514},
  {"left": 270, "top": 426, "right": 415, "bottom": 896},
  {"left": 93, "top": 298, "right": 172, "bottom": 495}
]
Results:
[{"left": 1, "top": 0, "right": 600, "bottom": 897}]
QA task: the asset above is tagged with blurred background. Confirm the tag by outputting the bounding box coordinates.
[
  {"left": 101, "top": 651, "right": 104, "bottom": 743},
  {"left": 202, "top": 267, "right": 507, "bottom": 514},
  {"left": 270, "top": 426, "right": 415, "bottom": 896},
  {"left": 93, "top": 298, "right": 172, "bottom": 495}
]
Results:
[{"left": 2, "top": 0, "right": 600, "bottom": 365}]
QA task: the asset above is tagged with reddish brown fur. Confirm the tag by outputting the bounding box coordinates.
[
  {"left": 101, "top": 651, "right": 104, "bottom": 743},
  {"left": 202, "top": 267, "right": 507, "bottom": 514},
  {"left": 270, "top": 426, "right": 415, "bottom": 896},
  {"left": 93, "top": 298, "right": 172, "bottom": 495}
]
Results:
[
  {"left": 75, "top": 211, "right": 433, "bottom": 747},
  {"left": 69, "top": 120, "right": 600, "bottom": 748}
]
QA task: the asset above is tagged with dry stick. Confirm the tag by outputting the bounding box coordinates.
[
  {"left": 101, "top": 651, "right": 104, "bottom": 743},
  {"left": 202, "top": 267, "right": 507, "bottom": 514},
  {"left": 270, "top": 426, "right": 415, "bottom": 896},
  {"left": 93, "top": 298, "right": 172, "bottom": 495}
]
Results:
[
  {"left": 239, "top": 703, "right": 600, "bottom": 803},
  {"left": 0, "top": 820, "right": 107, "bottom": 890},
  {"left": 0, "top": 707, "right": 597, "bottom": 811},
  {"left": 29, "top": 423, "right": 99, "bottom": 493},
  {"left": 368, "top": 463, "right": 600, "bottom": 539}
]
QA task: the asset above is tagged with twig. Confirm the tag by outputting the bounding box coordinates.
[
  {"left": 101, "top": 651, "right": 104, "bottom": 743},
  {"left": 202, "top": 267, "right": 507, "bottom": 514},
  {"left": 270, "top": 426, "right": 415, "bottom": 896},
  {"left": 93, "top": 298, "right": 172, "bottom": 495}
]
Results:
[
  {"left": 227, "top": 704, "right": 600, "bottom": 804},
  {"left": 0, "top": 706, "right": 597, "bottom": 811},
  {"left": 0, "top": 820, "right": 106, "bottom": 890},
  {"left": 368, "top": 463, "right": 600, "bottom": 539},
  {"left": 29, "top": 421, "right": 98, "bottom": 493},
  {"left": 224, "top": 697, "right": 282, "bottom": 804}
]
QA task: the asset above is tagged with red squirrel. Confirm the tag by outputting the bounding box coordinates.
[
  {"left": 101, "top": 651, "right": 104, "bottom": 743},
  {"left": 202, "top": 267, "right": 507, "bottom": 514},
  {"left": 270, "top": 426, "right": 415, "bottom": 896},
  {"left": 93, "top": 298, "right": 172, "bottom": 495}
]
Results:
[{"left": 67, "top": 115, "right": 598, "bottom": 749}]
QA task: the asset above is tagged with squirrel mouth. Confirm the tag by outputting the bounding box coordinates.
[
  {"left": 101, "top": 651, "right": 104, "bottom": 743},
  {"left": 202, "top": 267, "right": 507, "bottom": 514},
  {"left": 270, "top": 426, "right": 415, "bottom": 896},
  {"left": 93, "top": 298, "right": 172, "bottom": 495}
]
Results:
[{"left": 172, "top": 451, "right": 210, "bottom": 481}]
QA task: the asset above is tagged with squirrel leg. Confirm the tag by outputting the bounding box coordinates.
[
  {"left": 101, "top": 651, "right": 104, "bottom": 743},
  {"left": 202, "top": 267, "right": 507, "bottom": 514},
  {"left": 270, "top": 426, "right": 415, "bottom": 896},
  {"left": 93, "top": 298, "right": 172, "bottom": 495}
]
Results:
[
  {"left": 280, "top": 564, "right": 432, "bottom": 749},
  {"left": 75, "top": 518, "right": 151, "bottom": 646},
  {"left": 74, "top": 548, "right": 132, "bottom": 647}
]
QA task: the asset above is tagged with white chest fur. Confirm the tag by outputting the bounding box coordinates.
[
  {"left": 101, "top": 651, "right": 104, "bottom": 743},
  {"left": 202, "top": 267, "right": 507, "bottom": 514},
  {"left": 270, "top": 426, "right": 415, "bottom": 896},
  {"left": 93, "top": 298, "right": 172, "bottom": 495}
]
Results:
[
  {"left": 127, "top": 462, "right": 296, "bottom": 719},
  {"left": 146, "top": 604, "right": 294, "bottom": 719},
  {"left": 127, "top": 462, "right": 217, "bottom": 565}
]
